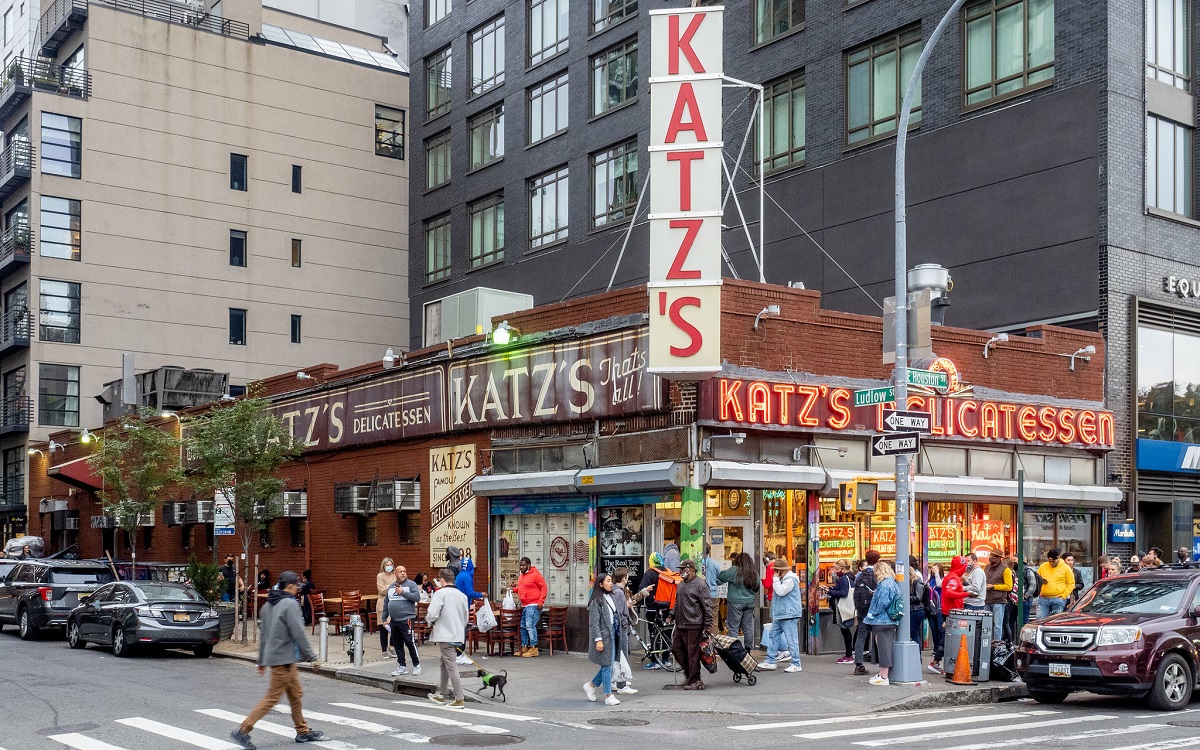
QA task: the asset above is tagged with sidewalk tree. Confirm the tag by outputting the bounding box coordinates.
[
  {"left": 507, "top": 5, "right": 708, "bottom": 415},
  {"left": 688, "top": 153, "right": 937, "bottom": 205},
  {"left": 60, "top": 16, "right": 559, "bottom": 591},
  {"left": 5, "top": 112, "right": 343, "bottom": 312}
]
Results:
[
  {"left": 185, "top": 395, "right": 300, "bottom": 639},
  {"left": 88, "top": 408, "right": 185, "bottom": 580}
]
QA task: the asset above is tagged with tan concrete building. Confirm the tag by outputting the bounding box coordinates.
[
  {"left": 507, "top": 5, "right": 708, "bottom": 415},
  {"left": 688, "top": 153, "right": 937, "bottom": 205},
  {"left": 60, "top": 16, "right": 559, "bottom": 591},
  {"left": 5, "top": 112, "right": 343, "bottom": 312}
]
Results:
[{"left": 0, "top": 0, "right": 409, "bottom": 537}]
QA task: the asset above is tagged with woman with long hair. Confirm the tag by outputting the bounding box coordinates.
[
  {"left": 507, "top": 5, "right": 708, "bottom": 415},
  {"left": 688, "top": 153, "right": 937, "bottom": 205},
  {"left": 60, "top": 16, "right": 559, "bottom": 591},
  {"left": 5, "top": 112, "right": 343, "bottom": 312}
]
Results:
[
  {"left": 584, "top": 573, "right": 621, "bottom": 706},
  {"left": 610, "top": 567, "right": 637, "bottom": 695},
  {"left": 824, "top": 558, "right": 855, "bottom": 663},
  {"left": 718, "top": 552, "right": 760, "bottom": 651},
  {"left": 863, "top": 561, "right": 901, "bottom": 686},
  {"left": 377, "top": 557, "right": 399, "bottom": 654}
]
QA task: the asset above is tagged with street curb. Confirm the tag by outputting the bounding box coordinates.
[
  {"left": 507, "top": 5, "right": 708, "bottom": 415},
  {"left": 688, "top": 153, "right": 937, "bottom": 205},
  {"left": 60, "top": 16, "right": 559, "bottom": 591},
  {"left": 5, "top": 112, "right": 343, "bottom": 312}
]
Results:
[{"left": 880, "top": 682, "right": 1029, "bottom": 712}]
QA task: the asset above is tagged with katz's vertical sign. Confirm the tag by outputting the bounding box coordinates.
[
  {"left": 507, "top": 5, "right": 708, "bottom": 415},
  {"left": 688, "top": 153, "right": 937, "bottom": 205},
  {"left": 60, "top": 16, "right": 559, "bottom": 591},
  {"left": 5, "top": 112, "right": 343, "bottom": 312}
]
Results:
[
  {"left": 429, "top": 443, "right": 477, "bottom": 569},
  {"left": 647, "top": 7, "right": 723, "bottom": 378}
]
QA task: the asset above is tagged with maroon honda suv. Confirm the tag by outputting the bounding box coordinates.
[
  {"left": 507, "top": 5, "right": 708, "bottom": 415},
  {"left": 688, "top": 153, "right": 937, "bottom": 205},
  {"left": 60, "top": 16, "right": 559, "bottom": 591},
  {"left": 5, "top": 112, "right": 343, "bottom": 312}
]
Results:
[{"left": 1015, "top": 568, "right": 1200, "bottom": 710}]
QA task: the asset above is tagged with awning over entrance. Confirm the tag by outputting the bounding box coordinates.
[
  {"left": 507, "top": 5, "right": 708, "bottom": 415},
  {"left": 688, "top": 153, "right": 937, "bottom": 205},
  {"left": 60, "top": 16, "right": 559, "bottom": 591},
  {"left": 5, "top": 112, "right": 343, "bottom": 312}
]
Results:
[
  {"left": 47, "top": 456, "right": 102, "bottom": 492},
  {"left": 472, "top": 470, "right": 578, "bottom": 497},
  {"left": 700, "top": 461, "right": 826, "bottom": 490},
  {"left": 823, "top": 469, "right": 1122, "bottom": 508}
]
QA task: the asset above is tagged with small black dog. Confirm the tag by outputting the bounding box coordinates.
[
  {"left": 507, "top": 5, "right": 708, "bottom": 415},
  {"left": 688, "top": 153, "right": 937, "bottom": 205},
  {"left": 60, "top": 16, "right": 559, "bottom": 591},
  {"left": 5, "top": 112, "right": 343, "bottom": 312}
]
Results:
[{"left": 477, "top": 668, "right": 508, "bottom": 702}]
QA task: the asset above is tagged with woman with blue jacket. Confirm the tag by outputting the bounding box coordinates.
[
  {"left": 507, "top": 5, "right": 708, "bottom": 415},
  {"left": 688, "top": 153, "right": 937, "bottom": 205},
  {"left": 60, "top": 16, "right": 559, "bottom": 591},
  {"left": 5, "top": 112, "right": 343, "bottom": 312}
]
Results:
[
  {"left": 863, "top": 561, "right": 901, "bottom": 686},
  {"left": 758, "top": 558, "right": 803, "bottom": 673}
]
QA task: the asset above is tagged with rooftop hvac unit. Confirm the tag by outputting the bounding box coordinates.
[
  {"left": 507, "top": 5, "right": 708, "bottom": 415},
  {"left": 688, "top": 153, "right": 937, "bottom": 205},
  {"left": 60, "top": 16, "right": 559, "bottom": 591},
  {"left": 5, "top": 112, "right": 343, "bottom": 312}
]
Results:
[{"left": 422, "top": 287, "right": 534, "bottom": 347}]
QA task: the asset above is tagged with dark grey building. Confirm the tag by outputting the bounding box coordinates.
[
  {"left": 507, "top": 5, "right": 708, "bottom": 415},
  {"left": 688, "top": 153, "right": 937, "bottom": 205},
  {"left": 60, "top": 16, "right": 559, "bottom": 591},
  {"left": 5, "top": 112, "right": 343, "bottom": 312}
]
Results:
[{"left": 407, "top": 0, "right": 1200, "bottom": 556}]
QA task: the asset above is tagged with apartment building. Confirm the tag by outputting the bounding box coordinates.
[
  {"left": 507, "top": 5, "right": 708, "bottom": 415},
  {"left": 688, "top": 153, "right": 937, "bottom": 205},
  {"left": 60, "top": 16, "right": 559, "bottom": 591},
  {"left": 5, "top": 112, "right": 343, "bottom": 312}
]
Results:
[{"left": 0, "top": 0, "right": 410, "bottom": 540}]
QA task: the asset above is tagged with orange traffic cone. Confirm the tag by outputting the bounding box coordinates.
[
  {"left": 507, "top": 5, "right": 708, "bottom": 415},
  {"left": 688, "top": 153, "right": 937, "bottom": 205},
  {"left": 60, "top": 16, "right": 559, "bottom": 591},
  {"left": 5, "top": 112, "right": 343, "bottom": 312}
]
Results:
[{"left": 946, "top": 634, "right": 977, "bottom": 686}]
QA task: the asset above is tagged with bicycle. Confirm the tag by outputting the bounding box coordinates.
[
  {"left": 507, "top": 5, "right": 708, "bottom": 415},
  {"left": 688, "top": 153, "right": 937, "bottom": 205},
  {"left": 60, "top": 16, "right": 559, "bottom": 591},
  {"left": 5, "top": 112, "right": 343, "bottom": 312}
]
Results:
[{"left": 629, "top": 606, "right": 681, "bottom": 672}]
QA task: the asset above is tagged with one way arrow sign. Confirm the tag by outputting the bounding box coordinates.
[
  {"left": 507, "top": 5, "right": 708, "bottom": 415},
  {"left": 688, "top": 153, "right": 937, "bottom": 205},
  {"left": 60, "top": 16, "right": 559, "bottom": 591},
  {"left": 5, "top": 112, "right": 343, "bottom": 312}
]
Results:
[
  {"left": 882, "top": 409, "right": 932, "bottom": 434},
  {"left": 872, "top": 432, "right": 921, "bottom": 457}
]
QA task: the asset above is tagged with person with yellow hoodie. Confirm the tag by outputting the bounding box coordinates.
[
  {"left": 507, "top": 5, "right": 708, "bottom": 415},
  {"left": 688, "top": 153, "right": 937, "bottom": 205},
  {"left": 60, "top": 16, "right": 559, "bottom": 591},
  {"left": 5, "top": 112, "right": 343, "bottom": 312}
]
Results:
[
  {"left": 984, "top": 552, "right": 1013, "bottom": 641},
  {"left": 1035, "top": 548, "right": 1075, "bottom": 620}
]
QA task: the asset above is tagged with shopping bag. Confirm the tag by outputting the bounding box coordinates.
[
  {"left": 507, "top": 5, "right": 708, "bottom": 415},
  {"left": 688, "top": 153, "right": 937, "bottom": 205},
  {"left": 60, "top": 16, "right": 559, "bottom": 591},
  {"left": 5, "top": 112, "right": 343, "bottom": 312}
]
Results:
[
  {"left": 476, "top": 600, "right": 497, "bottom": 633},
  {"left": 614, "top": 652, "right": 633, "bottom": 684},
  {"left": 699, "top": 633, "right": 719, "bottom": 674},
  {"left": 503, "top": 591, "right": 517, "bottom": 610},
  {"left": 837, "top": 595, "right": 857, "bottom": 624}
]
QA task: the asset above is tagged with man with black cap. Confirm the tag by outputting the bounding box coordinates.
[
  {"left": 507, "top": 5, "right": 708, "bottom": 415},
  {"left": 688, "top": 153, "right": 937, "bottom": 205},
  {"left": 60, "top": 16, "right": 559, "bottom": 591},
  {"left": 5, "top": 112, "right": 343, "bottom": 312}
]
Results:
[
  {"left": 230, "top": 571, "right": 325, "bottom": 749},
  {"left": 670, "top": 559, "right": 712, "bottom": 689}
]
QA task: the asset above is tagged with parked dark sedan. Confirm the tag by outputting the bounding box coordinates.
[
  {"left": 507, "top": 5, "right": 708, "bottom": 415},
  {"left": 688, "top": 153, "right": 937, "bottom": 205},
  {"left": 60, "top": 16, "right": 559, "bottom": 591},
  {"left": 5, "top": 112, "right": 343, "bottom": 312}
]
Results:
[
  {"left": 0, "top": 560, "right": 115, "bottom": 638},
  {"left": 66, "top": 581, "right": 221, "bottom": 657}
]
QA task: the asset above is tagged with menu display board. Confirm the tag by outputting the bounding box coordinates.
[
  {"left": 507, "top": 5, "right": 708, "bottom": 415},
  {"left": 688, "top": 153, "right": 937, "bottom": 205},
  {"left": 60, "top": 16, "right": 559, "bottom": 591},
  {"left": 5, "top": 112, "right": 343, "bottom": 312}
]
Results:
[{"left": 818, "top": 523, "right": 860, "bottom": 559}]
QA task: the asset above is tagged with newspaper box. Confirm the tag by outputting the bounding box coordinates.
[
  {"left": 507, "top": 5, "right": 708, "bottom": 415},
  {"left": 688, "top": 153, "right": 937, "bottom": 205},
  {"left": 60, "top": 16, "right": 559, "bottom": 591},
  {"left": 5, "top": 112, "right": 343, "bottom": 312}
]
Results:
[{"left": 944, "top": 608, "right": 992, "bottom": 681}]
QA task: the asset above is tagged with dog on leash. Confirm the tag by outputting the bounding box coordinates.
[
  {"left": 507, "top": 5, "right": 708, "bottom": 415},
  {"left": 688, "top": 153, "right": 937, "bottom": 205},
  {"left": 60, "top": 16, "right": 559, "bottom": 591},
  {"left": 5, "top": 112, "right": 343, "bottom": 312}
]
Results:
[{"left": 477, "top": 669, "right": 508, "bottom": 702}]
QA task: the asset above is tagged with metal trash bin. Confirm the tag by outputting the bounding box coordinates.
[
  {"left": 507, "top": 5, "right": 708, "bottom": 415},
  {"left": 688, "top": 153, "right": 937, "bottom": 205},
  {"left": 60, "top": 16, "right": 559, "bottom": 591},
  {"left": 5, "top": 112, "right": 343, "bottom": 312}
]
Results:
[{"left": 944, "top": 608, "right": 993, "bottom": 681}]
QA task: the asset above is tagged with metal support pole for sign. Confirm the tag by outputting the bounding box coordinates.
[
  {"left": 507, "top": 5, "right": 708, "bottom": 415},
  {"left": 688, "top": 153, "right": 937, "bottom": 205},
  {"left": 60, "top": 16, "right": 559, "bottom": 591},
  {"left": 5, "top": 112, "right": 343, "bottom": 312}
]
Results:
[
  {"left": 891, "top": 0, "right": 967, "bottom": 687},
  {"left": 319, "top": 617, "right": 329, "bottom": 663},
  {"left": 352, "top": 614, "right": 364, "bottom": 667},
  {"left": 1016, "top": 469, "right": 1026, "bottom": 626}
]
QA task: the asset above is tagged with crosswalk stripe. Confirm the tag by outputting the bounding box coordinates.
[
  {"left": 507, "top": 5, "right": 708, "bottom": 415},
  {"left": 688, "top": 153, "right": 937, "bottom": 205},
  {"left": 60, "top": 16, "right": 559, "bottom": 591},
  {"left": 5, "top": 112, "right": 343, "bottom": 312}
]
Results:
[
  {"left": 729, "top": 708, "right": 967, "bottom": 731},
  {"left": 272, "top": 707, "right": 394, "bottom": 733},
  {"left": 943, "top": 723, "right": 1170, "bottom": 750},
  {"left": 795, "top": 711, "right": 1059, "bottom": 740},
  {"left": 853, "top": 715, "right": 1117, "bottom": 747},
  {"left": 394, "top": 699, "right": 542, "bottom": 722},
  {"left": 196, "top": 709, "right": 376, "bottom": 750},
  {"left": 115, "top": 717, "right": 238, "bottom": 749},
  {"left": 333, "top": 702, "right": 508, "bottom": 734},
  {"left": 47, "top": 734, "right": 129, "bottom": 750},
  {"left": 1101, "top": 739, "right": 1200, "bottom": 750},
  {"left": 1136, "top": 708, "right": 1200, "bottom": 719}
]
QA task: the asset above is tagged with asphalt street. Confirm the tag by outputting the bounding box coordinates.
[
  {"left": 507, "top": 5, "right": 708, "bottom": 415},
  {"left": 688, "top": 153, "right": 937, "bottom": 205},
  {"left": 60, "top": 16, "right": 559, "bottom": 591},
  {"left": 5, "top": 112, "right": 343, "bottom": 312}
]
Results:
[{"left": 2, "top": 631, "right": 1199, "bottom": 750}]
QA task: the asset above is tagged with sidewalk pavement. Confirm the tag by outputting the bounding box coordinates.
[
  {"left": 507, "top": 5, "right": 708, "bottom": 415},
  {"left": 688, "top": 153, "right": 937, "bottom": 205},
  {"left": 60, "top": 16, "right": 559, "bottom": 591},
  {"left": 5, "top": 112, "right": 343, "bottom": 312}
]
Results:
[{"left": 215, "top": 630, "right": 1027, "bottom": 716}]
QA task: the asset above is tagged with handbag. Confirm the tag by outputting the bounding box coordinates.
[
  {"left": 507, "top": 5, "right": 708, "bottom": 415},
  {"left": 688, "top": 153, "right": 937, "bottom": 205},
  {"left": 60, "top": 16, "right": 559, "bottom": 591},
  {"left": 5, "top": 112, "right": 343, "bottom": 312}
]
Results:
[
  {"left": 836, "top": 595, "right": 857, "bottom": 624},
  {"left": 475, "top": 599, "right": 497, "bottom": 633}
]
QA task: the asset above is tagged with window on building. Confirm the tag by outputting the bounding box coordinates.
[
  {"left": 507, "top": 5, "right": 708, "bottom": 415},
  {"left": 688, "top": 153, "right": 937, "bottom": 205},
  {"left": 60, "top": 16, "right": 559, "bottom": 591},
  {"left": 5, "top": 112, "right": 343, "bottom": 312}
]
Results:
[
  {"left": 230, "top": 153, "right": 247, "bottom": 190},
  {"left": 229, "top": 308, "right": 246, "bottom": 345},
  {"left": 591, "top": 139, "right": 638, "bottom": 227},
  {"left": 762, "top": 72, "right": 806, "bottom": 171},
  {"left": 963, "top": 0, "right": 1055, "bottom": 106},
  {"left": 142, "top": 526, "right": 154, "bottom": 550},
  {"left": 469, "top": 105, "right": 505, "bottom": 169},
  {"left": 470, "top": 16, "right": 505, "bottom": 97},
  {"left": 259, "top": 519, "right": 275, "bottom": 549},
  {"left": 290, "top": 314, "right": 301, "bottom": 344},
  {"left": 427, "top": 47, "right": 453, "bottom": 119},
  {"left": 846, "top": 28, "right": 922, "bottom": 145},
  {"left": 375, "top": 105, "right": 405, "bottom": 159},
  {"left": 38, "top": 363, "right": 79, "bottom": 427},
  {"left": 3, "top": 9, "right": 10, "bottom": 44},
  {"left": 425, "top": 213, "right": 451, "bottom": 282},
  {"left": 289, "top": 517, "right": 306, "bottom": 547},
  {"left": 291, "top": 238, "right": 302, "bottom": 267},
  {"left": 1146, "top": 114, "right": 1193, "bottom": 217},
  {"left": 357, "top": 514, "right": 378, "bottom": 546},
  {"left": 229, "top": 230, "right": 246, "bottom": 267},
  {"left": 426, "top": 0, "right": 450, "bottom": 26},
  {"left": 529, "top": 73, "right": 568, "bottom": 143},
  {"left": 291, "top": 164, "right": 302, "bottom": 193},
  {"left": 593, "top": 0, "right": 636, "bottom": 33},
  {"left": 1147, "top": 0, "right": 1188, "bottom": 89},
  {"left": 755, "top": 0, "right": 802, "bottom": 45},
  {"left": 63, "top": 44, "right": 85, "bottom": 72},
  {"left": 426, "top": 130, "right": 452, "bottom": 189},
  {"left": 39, "top": 196, "right": 80, "bottom": 261},
  {"left": 38, "top": 280, "right": 80, "bottom": 343},
  {"left": 530, "top": 166, "right": 569, "bottom": 248},
  {"left": 1137, "top": 317, "right": 1200, "bottom": 443},
  {"left": 398, "top": 511, "right": 420, "bottom": 545},
  {"left": 529, "top": 0, "right": 568, "bottom": 66},
  {"left": 3, "top": 367, "right": 25, "bottom": 418},
  {"left": 41, "top": 113, "right": 81, "bottom": 178},
  {"left": 3, "top": 446, "right": 24, "bottom": 507},
  {"left": 469, "top": 193, "right": 504, "bottom": 267},
  {"left": 592, "top": 38, "right": 638, "bottom": 116}
]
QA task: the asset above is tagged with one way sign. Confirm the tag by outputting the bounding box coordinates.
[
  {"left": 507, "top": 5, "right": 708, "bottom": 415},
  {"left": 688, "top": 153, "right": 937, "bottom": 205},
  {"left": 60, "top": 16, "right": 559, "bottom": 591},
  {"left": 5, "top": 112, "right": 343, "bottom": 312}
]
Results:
[
  {"left": 882, "top": 409, "right": 932, "bottom": 434},
  {"left": 872, "top": 432, "right": 921, "bottom": 457}
]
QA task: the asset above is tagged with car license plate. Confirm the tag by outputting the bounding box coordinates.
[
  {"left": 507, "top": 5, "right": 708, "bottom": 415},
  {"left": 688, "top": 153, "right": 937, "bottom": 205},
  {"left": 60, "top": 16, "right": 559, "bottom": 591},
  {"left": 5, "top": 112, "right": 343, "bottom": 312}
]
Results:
[
  {"left": 173, "top": 612, "right": 190, "bottom": 622},
  {"left": 1048, "top": 663, "right": 1071, "bottom": 678}
]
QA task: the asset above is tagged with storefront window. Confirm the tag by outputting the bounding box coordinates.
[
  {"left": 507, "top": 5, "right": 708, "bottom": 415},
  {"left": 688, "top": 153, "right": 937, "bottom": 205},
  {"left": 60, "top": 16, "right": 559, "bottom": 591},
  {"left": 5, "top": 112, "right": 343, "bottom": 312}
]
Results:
[
  {"left": 1138, "top": 322, "right": 1200, "bottom": 443},
  {"left": 967, "top": 504, "right": 1014, "bottom": 559},
  {"left": 1022, "top": 510, "right": 1095, "bottom": 586},
  {"left": 598, "top": 506, "right": 645, "bottom": 583},
  {"left": 496, "top": 511, "right": 590, "bottom": 606}
]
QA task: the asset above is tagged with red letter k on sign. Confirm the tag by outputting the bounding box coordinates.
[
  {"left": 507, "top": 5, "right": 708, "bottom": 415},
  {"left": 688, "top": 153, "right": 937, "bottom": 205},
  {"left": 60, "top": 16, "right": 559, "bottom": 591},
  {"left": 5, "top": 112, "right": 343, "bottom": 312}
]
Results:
[{"left": 668, "top": 13, "right": 705, "bottom": 75}]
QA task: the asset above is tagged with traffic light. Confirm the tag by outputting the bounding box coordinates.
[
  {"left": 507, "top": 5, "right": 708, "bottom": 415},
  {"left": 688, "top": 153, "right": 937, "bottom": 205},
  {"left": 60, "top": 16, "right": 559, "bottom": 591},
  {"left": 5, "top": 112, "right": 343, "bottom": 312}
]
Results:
[{"left": 839, "top": 480, "right": 879, "bottom": 512}]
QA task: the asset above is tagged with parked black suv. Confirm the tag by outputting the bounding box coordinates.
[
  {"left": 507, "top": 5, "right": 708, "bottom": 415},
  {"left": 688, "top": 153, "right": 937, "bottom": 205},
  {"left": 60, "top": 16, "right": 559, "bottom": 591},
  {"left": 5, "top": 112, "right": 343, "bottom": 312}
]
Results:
[{"left": 0, "top": 561, "right": 115, "bottom": 639}]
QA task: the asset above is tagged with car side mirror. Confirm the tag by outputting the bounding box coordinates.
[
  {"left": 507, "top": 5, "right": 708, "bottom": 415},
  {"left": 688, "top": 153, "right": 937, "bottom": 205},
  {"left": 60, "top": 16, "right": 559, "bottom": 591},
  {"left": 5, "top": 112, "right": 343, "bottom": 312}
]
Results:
[{"left": 1191, "top": 605, "right": 1200, "bottom": 619}]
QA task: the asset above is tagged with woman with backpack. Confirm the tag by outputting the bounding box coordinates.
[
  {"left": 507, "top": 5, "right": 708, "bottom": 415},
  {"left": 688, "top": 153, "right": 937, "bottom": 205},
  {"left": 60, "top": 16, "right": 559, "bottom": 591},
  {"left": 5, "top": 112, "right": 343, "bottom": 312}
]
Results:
[
  {"left": 862, "top": 561, "right": 902, "bottom": 686},
  {"left": 824, "top": 559, "right": 856, "bottom": 664},
  {"left": 718, "top": 552, "right": 760, "bottom": 652}
]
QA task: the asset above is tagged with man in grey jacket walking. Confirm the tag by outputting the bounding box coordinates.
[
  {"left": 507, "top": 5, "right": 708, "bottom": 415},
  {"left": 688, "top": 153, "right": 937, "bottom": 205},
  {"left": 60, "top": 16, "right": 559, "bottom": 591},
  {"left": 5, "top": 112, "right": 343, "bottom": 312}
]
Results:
[{"left": 230, "top": 571, "right": 325, "bottom": 749}]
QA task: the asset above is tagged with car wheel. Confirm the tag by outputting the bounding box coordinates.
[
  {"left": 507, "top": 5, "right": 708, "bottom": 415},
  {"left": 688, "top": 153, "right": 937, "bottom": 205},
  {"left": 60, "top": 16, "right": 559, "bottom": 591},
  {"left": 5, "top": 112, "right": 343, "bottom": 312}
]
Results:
[
  {"left": 1147, "top": 653, "right": 1194, "bottom": 711},
  {"left": 1028, "top": 689, "right": 1069, "bottom": 704},
  {"left": 112, "top": 627, "right": 131, "bottom": 657},
  {"left": 18, "top": 609, "right": 36, "bottom": 641},
  {"left": 193, "top": 644, "right": 213, "bottom": 658},
  {"left": 66, "top": 620, "right": 86, "bottom": 650}
]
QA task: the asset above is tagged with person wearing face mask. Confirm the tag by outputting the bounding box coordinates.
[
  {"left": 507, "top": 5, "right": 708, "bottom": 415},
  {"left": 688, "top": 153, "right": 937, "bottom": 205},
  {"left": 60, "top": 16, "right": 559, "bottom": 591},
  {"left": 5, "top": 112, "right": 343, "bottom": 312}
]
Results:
[
  {"left": 377, "top": 558, "right": 399, "bottom": 654},
  {"left": 386, "top": 565, "right": 422, "bottom": 677}
]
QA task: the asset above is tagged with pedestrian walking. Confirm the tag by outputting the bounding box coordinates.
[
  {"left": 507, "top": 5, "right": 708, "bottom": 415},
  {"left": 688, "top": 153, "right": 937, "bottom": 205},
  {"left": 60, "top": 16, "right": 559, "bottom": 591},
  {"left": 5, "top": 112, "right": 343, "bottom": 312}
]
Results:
[
  {"left": 758, "top": 557, "right": 803, "bottom": 673},
  {"left": 852, "top": 549, "right": 881, "bottom": 676},
  {"left": 584, "top": 573, "right": 622, "bottom": 706},
  {"left": 229, "top": 571, "right": 324, "bottom": 749},
  {"left": 426, "top": 568, "right": 468, "bottom": 709},
  {"left": 1035, "top": 548, "right": 1074, "bottom": 619},
  {"left": 514, "top": 556, "right": 548, "bottom": 657},
  {"left": 1178, "top": 547, "right": 1193, "bottom": 564},
  {"left": 963, "top": 553, "right": 987, "bottom": 612},
  {"left": 825, "top": 558, "right": 855, "bottom": 663},
  {"left": 908, "top": 555, "right": 931, "bottom": 652},
  {"left": 377, "top": 558, "right": 399, "bottom": 655},
  {"left": 385, "top": 565, "right": 422, "bottom": 677},
  {"left": 610, "top": 567, "right": 638, "bottom": 695},
  {"left": 863, "top": 561, "right": 902, "bottom": 686},
  {"left": 670, "top": 559, "right": 713, "bottom": 690},
  {"left": 984, "top": 552, "right": 1013, "bottom": 642},
  {"left": 719, "top": 552, "right": 760, "bottom": 652}
]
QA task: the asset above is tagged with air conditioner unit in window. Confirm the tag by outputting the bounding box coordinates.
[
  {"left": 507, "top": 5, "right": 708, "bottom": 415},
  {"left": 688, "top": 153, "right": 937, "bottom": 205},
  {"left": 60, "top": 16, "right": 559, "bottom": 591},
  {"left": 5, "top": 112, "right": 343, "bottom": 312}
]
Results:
[
  {"left": 90, "top": 515, "right": 117, "bottom": 529},
  {"left": 196, "top": 500, "right": 214, "bottom": 523},
  {"left": 163, "top": 502, "right": 181, "bottom": 526},
  {"left": 373, "top": 481, "right": 396, "bottom": 512},
  {"left": 334, "top": 484, "right": 372, "bottom": 514},
  {"left": 63, "top": 516, "right": 79, "bottom": 530},
  {"left": 395, "top": 480, "right": 421, "bottom": 511},
  {"left": 281, "top": 491, "right": 307, "bottom": 518},
  {"left": 139, "top": 510, "right": 155, "bottom": 527},
  {"left": 38, "top": 498, "right": 52, "bottom": 513}
]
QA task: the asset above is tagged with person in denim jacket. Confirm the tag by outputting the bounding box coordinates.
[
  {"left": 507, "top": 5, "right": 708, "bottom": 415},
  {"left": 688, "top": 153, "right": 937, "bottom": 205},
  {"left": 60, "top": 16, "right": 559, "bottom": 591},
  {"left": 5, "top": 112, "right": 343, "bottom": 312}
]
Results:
[
  {"left": 758, "top": 558, "right": 803, "bottom": 673},
  {"left": 862, "top": 561, "right": 902, "bottom": 686}
]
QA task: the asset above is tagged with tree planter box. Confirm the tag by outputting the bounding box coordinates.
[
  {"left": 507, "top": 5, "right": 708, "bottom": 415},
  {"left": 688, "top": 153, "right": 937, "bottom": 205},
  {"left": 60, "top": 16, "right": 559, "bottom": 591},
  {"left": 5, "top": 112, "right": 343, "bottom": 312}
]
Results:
[{"left": 217, "top": 605, "right": 237, "bottom": 640}]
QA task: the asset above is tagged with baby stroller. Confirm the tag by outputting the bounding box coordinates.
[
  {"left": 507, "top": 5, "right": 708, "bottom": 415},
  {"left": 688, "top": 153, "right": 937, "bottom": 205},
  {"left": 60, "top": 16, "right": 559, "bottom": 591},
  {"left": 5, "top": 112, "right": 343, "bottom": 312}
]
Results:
[{"left": 710, "top": 633, "right": 758, "bottom": 685}]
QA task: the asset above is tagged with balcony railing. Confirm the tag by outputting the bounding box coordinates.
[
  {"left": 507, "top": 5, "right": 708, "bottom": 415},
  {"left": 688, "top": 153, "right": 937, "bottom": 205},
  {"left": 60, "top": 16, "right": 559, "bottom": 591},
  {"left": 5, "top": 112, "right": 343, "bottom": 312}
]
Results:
[
  {"left": 0, "top": 220, "right": 31, "bottom": 279},
  {"left": 0, "top": 140, "right": 32, "bottom": 202},
  {"left": 0, "top": 67, "right": 31, "bottom": 125},
  {"left": 20, "top": 56, "right": 91, "bottom": 99},
  {"left": 0, "top": 307, "right": 31, "bottom": 354},
  {"left": 38, "top": 0, "right": 88, "bottom": 57},
  {"left": 98, "top": 0, "right": 250, "bottom": 40},
  {"left": 0, "top": 397, "right": 32, "bottom": 434}
]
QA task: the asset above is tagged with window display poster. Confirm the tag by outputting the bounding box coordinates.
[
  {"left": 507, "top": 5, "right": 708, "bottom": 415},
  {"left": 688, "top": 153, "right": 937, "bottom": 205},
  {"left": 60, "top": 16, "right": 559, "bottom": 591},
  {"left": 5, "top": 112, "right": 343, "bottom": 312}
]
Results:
[
  {"left": 927, "top": 524, "right": 960, "bottom": 561},
  {"left": 497, "top": 528, "right": 519, "bottom": 594},
  {"left": 818, "top": 523, "right": 860, "bottom": 559},
  {"left": 599, "top": 506, "right": 645, "bottom": 587},
  {"left": 970, "top": 519, "right": 1007, "bottom": 559}
]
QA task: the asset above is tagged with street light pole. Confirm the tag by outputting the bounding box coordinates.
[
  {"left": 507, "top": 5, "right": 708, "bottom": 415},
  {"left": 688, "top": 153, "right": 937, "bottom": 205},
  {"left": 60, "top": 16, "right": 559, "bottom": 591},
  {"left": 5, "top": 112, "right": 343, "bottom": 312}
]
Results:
[{"left": 892, "top": 0, "right": 967, "bottom": 686}]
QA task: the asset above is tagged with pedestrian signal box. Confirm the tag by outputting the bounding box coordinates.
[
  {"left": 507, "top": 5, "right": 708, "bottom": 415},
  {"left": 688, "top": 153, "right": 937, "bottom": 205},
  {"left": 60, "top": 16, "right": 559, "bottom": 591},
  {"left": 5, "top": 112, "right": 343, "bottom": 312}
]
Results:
[{"left": 840, "top": 480, "right": 878, "bottom": 512}]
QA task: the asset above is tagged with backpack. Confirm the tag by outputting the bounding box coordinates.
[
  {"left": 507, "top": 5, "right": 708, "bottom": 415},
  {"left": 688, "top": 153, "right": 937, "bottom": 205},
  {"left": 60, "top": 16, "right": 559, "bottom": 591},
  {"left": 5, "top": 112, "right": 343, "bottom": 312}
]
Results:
[
  {"left": 653, "top": 569, "right": 682, "bottom": 609},
  {"left": 885, "top": 586, "right": 904, "bottom": 621},
  {"left": 1024, "top": 566, "right": 1043, "bottom": 599},
  {"left": 910, "top": 576, "right": 929, "bottom": 609},
  {"left": 853, "top": 571, "right": 876, "bottom": 613}
]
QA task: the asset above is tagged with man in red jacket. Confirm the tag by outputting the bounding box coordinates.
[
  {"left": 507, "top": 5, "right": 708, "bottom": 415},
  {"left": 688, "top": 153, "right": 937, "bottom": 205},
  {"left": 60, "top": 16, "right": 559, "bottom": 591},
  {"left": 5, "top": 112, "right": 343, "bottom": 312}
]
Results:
[
  {"left": 928, "top": 556, "right": 969, "bottom": 675},
  {"left": 514, "top": 557, "right": 548, "bottom": 657}
]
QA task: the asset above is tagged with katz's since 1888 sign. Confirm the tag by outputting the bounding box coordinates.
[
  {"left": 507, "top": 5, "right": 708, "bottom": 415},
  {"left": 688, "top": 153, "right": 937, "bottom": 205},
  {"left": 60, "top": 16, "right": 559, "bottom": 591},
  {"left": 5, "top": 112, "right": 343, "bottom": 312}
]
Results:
[
  {"left": 429, "top": 443, "right": 477, "bottom": 568},
  {"left": 647, "top": 6, "right": 724, "bottom": 378}
]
